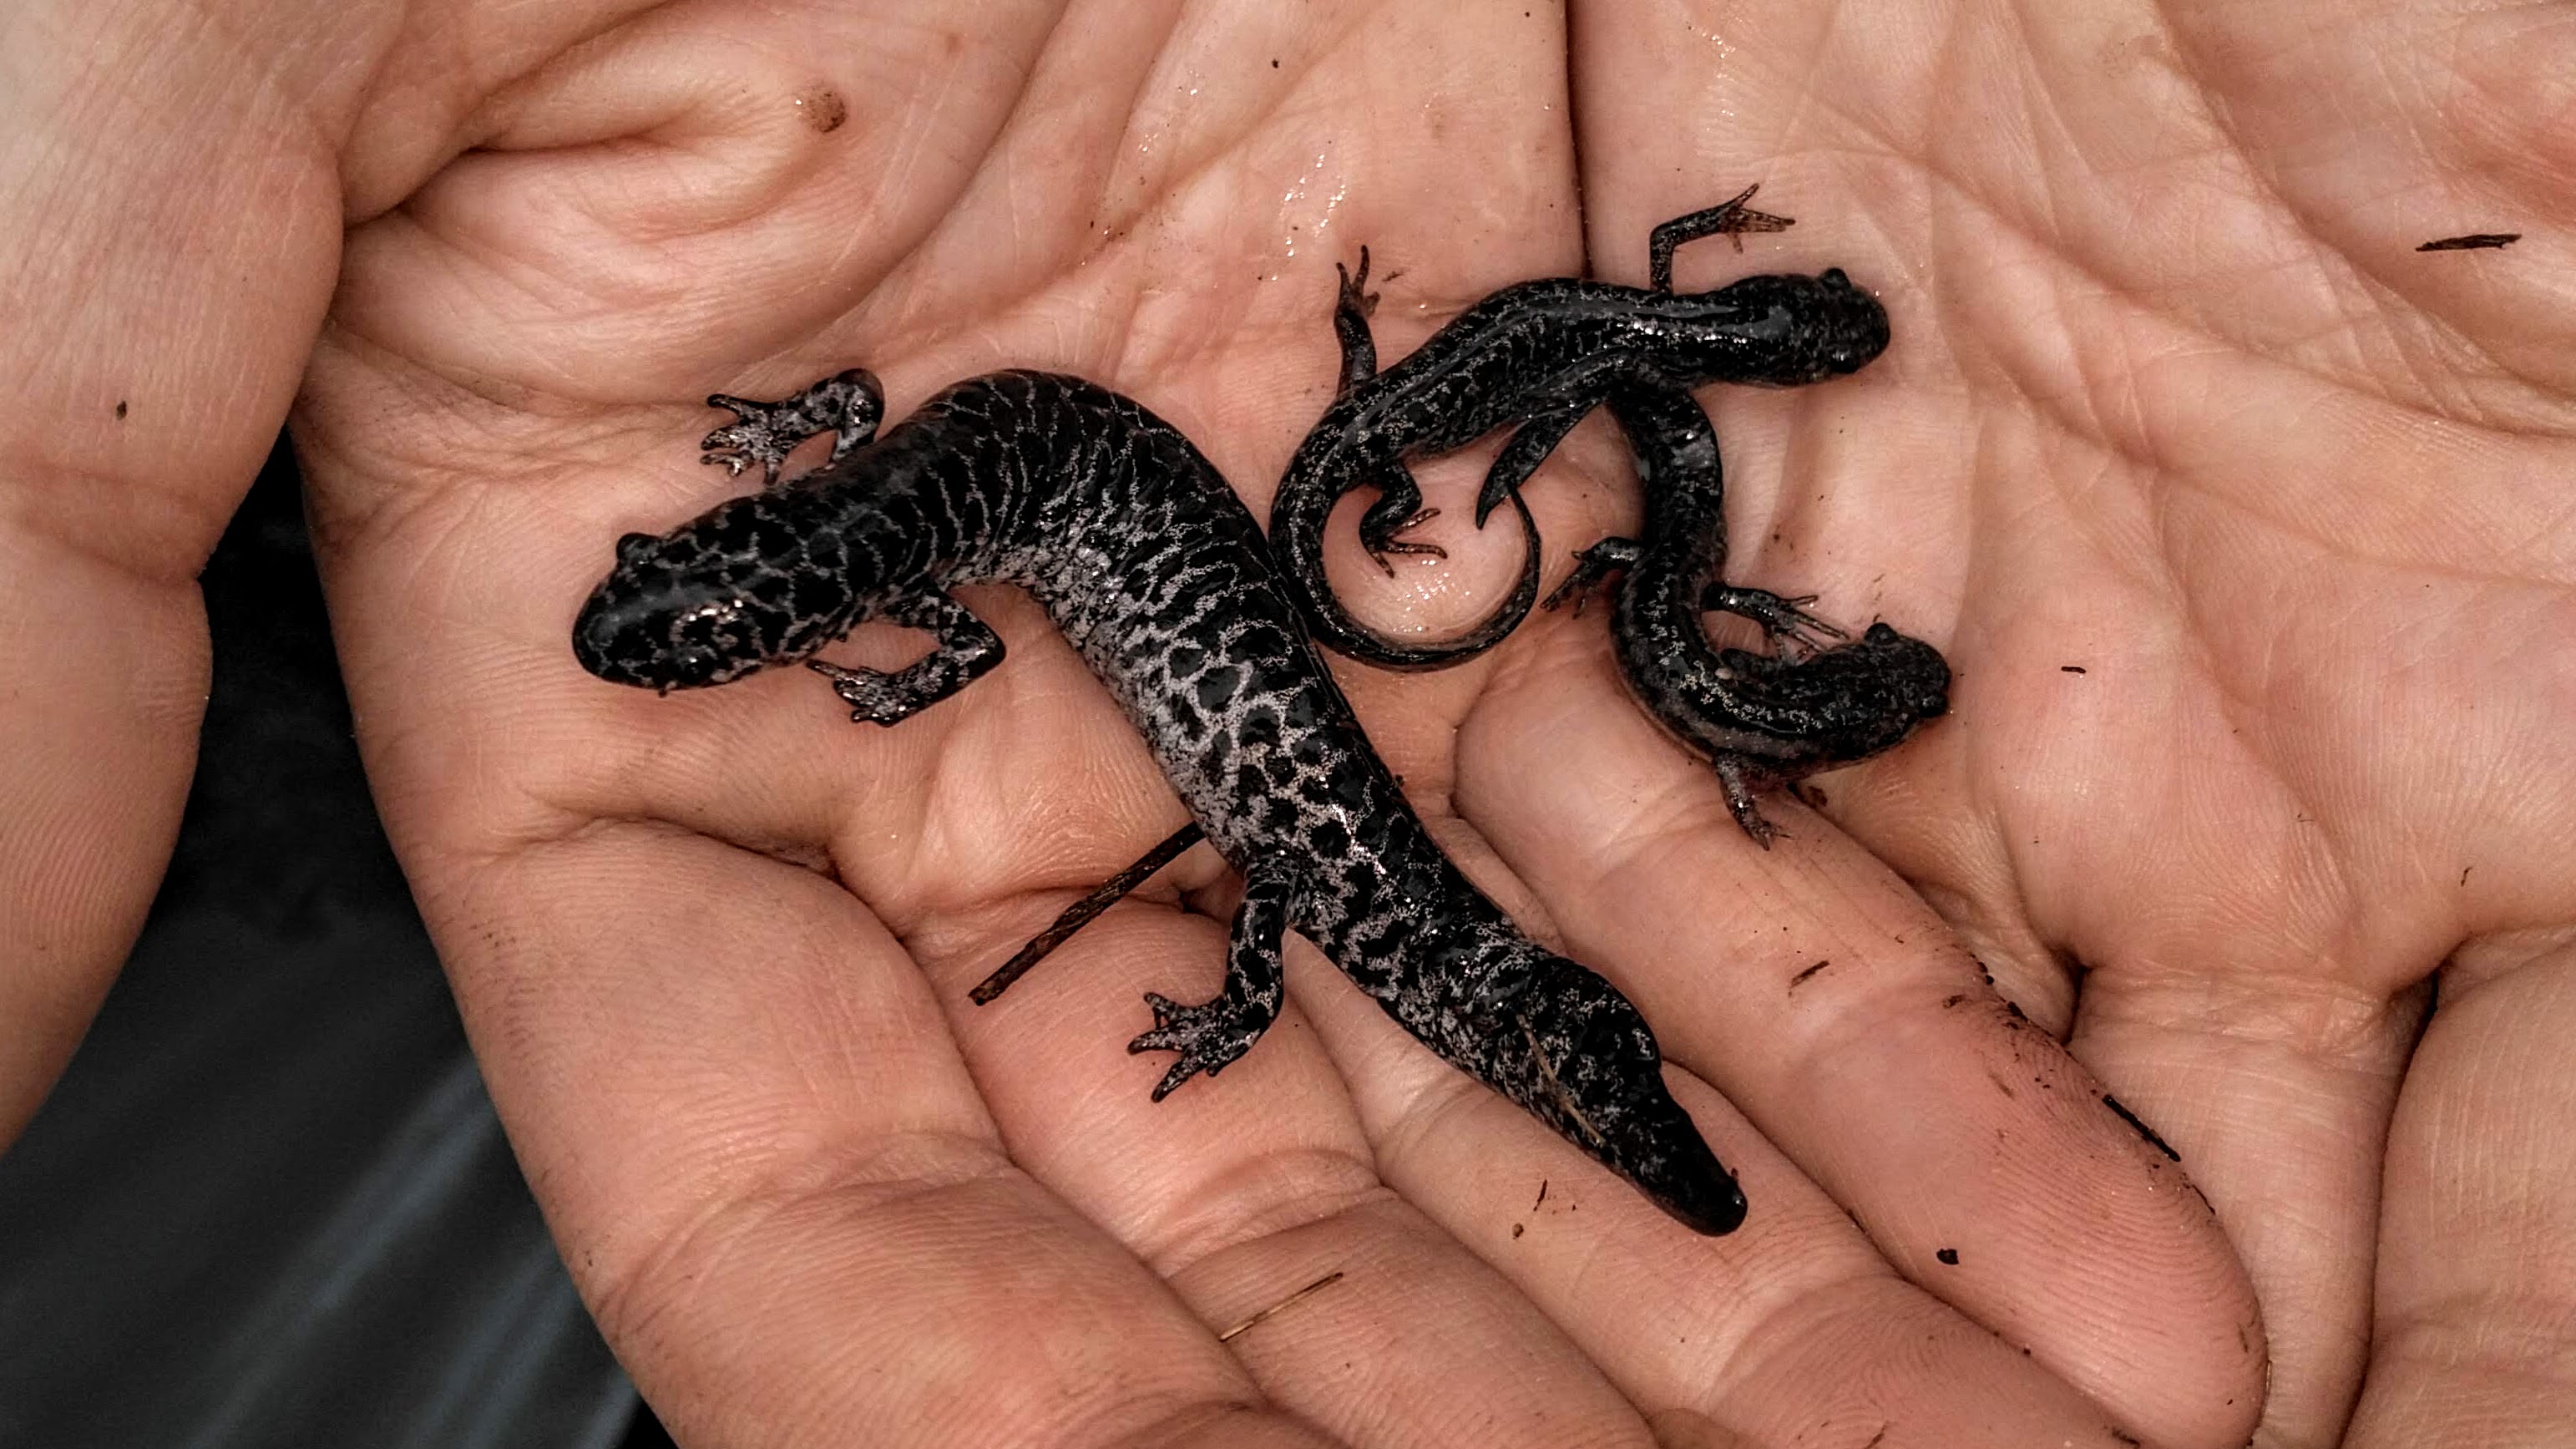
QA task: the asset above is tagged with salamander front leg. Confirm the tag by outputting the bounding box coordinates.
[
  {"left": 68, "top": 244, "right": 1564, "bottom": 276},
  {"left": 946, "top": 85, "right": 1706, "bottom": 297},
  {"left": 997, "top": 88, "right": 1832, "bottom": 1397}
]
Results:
[
  {"left": 1647, "top": 185, "right": 1798, "bottom": 293},
  {"left": 701, "top": 368, "right": 887, "bottom": 484},
  {"left": 1700, "top": 584, "right": 1849, "bottom": 657},
  {"left": 1130, "top": 856, "right": 1300, "bottom": 1100},
  {"left": 1541, "top": 537, "right": 1642, "bottom": 616},
  {"left": 807, "top": 592, "right": 1004, "bottom": 725}
]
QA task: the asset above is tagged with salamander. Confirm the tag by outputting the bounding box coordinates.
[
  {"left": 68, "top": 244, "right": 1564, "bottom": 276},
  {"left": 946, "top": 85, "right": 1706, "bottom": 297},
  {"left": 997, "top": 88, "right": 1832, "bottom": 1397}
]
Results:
[
  {"left": 1546, "top": 382, "right": 1950, "bottom": 844},
  {"left": 1268, "top": 185, "right": 1888, "bottom": 670},
  {"left": 573, "top": 367, "right": 1744, "bottom": 1234}
]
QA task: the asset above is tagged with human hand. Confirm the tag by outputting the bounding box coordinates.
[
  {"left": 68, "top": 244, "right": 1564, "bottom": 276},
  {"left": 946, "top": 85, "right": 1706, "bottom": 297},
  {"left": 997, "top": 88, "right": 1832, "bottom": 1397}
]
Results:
[
  {"left": 298, "top": 3, "right": 2280, "bottom": 1444},
  {"left": 1551, "top": 3, "right": 2576, "bottom": 1445},
  {"left": 303, "top": 7, "right": 1762, "bottom": 1441},
  {"left": 6, "top": 0, "right": 2343, "bottom": 1443},
  {"left": 0, "top": 0, "right": 352, "bottom": 1143}
]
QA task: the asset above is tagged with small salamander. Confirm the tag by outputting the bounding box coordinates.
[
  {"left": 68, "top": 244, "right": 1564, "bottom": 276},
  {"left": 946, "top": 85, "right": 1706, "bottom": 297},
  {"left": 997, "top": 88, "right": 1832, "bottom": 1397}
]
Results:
[
  {"left": 1545, "top": 383, "right": 1950, "bottom": 844},
  {"left": 573, "top": 368, "right": 1745, "bottom": 1234},
  {"left": 1268, "top": 186, "right": 1889, "bottom": 669}
]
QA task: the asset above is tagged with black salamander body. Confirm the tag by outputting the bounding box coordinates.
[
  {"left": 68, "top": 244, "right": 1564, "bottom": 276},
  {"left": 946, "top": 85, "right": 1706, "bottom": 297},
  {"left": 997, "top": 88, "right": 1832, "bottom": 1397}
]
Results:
[
  {"left": 1270, "top": 189, "right": 1890, "bottom": 669},
  {"left": 1546, "top": 383, "right": 1951, "bottom": 844},
  {"left": 574, "top": 368, "right": 1744, "bottom": 1234}
]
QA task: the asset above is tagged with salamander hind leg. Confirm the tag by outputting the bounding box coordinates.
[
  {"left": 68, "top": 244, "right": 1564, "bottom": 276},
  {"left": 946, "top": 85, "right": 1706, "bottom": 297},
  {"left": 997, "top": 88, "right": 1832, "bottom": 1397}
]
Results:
[
  {"left": 701, "top": 368, "right": 886, "bottom": 483},
  {"left": 1130, "top": 857, "right": 1299, "bottom": 1101},
  {"left": 1354, "top": 459, "right": 1447, "bottom": 570},
  {"left": 807, "top": 591, "right": 1003, "bottom": 725},
  {"left": 1334, "top": 248, "right": 1380, "bottom": 393},
  {"left": 1542, "top": 537, "right": 1642, "bottom": 616},
  {"left": 1647, "top": 184, "right": 1799, "bottom": 292}
]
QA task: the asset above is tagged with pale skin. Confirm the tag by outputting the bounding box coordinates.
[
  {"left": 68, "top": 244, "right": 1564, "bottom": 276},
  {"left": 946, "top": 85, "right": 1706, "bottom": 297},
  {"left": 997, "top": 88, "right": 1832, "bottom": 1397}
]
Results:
[{"left": 3, "top": 0, "right": 2570, "bottom": 1445}]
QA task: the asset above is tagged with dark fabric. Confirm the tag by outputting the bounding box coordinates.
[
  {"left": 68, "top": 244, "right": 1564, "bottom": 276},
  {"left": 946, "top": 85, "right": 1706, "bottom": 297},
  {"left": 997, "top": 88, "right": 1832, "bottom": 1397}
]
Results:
[{"left": 0, "top": 443, "right": 640, "bottom": 1447}]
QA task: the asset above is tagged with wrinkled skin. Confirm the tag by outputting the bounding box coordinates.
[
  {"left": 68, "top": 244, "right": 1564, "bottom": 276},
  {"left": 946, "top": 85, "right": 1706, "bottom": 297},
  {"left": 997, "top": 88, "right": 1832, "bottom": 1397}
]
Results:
[{"left": 3, "top": 2, "right": 2571, "bottom": 1447}]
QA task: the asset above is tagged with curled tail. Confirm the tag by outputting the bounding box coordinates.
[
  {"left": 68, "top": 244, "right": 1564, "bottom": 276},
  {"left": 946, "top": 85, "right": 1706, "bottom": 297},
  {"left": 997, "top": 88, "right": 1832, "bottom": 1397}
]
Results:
[{"left": 1266, "top": 484, "right": 1546, "bottom": 671}]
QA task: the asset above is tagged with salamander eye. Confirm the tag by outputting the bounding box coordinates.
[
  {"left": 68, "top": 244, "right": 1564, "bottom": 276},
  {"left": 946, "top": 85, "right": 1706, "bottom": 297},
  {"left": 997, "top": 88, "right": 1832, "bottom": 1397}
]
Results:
[{"left": 616, "top": 532, "right": 660, "bottom": 565}]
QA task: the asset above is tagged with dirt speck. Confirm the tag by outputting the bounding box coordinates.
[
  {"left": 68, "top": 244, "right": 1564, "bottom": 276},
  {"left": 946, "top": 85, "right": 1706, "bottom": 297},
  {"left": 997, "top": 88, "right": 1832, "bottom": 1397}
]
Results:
[{"left": 794, "top": 86, "right": 848, "bottom": 133}]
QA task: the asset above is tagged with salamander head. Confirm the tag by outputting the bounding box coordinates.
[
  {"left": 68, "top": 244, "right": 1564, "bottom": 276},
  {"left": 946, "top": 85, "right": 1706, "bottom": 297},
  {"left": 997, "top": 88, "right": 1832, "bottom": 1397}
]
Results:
[
  {"left": 1485, "top": 951, "right": 1749, "bottom": 1235},
  {"left": 1710, "top": 267, "right": 1891, "bottom": 383},
  {"left": 573, "top": 492, "right": 851, "bottom": 691},
  {"left": 1786, "top": 268, "right": 1890, "bottom": 379},
  {"left": 1723, "top": 621, "right": 1951, "bottom": 762}
]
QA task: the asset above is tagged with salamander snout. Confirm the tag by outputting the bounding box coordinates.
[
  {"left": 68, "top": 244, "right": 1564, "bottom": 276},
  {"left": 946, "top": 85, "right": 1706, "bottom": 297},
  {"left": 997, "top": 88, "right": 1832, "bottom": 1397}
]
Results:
[
  {"left": 573, "top": 505, "right": 810, "bottom": 692},
  {"left": 1501, "top": 952, "right": 1749, "bottom": 1235},
  {"left": 573, "top": 569, "right": 752, "bottom": 691},
  {"left": 1796, "top": 268, "right": 1890, "bottom": 377},
  {"left": 1700, "top": 270, "right": 1891, "bottom": 385}
]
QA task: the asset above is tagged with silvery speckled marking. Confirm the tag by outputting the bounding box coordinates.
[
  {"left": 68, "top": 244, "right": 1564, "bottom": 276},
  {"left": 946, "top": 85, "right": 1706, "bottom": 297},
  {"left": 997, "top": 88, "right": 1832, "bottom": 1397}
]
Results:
[
  {"left": 1270, "top": 186, "right": 1890, "bottom": 669},
  {"left": 1544, "top": 383, "right": 1951, "bottom": 845},
  {"left": 574, "top": 369, "right": 1745, "bottom": 1234}
]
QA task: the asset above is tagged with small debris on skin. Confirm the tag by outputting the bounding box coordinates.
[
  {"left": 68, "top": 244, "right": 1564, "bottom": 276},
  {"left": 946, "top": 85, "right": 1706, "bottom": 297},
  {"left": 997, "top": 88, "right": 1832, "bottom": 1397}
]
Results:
[
  {"left": 1217, "top": 1270, "right": 1347, "bottom": 1343},
  {"left": 792, "top": 86, "right": 848, "bottom": 133},
  {"left": 2102, "top": 1093, "right": 2183, "bottom": 1162}
]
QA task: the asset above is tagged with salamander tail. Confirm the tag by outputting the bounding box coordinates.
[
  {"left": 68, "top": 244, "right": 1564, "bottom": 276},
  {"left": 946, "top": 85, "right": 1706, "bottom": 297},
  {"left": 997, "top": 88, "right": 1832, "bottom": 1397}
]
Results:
[{"left": 1277, "top": 486, "right": 1546, "bottom": 672}]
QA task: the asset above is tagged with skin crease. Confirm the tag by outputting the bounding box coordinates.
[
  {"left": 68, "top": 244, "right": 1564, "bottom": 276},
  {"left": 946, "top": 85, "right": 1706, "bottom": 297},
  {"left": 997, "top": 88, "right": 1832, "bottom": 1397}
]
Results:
[{"left": 0, "top": 1, "right": 2567, "bottom": 1447}]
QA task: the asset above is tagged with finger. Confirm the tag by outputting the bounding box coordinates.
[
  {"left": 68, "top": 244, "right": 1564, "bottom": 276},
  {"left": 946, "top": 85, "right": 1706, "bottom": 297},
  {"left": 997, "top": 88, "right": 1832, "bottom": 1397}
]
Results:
[
  {"left": 399, "top": 815, "right": 1336, "bottom": 1449},
  {"left": 2350, "top": 934, "right": 2576, "bottom": 1446},
  {"left": 0, "top": 524, "right": 207, "bottom": 1146},
  {"left": 1296, "top": 966, "right": 2153, "bottom": 1446},
  {"left": 2062, "top": 960, "right": 2422, "bottom": 1446},
  {"left": 906, "top": 889, "right": 1664, "bottom": 1447},
  {"left": 1454, "top": 621, "right": 2264, "bottom": 1447},
  {"left": 0, "top": 0, "right": 348, "bottom": 1142}
]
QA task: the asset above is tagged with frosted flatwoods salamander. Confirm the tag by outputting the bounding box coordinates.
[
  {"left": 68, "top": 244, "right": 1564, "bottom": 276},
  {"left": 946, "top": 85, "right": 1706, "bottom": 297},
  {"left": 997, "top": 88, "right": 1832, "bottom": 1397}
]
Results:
[
  {"left": 1268, "top": 185, "right": 1888, "bottom": 670},
  {"left": 574, "top": 368, "right": 1745, "bottom": 1234}
]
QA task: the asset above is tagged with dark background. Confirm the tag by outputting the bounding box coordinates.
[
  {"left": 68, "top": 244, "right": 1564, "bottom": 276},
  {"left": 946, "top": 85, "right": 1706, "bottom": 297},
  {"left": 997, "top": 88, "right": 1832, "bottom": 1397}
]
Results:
[{"left": 0, "top": 444, "right": 679, "bottom": 1447}]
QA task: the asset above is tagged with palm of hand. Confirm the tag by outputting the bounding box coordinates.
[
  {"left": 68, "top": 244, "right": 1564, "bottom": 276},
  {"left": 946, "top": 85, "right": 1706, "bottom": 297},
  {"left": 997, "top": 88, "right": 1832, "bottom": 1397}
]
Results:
[
  {"left": 288, "top": 3, "right": 2572, "bottom": 1447},
  {"left": 1549, "top": 3, "right": 2576, "bottom": 1444}
]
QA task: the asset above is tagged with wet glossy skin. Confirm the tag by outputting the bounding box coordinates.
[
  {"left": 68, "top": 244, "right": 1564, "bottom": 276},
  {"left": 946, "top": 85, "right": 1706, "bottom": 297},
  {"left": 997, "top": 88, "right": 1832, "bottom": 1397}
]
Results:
[
  {"left": 574, "top": 368, "right": 1747, "bottom": 1234},
  {"left": 1268, "top": 192, "right": 1890, "bottom": 671},
  {"left": 1547, "top": 383, "right": 1951, "bottom": 845}
]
